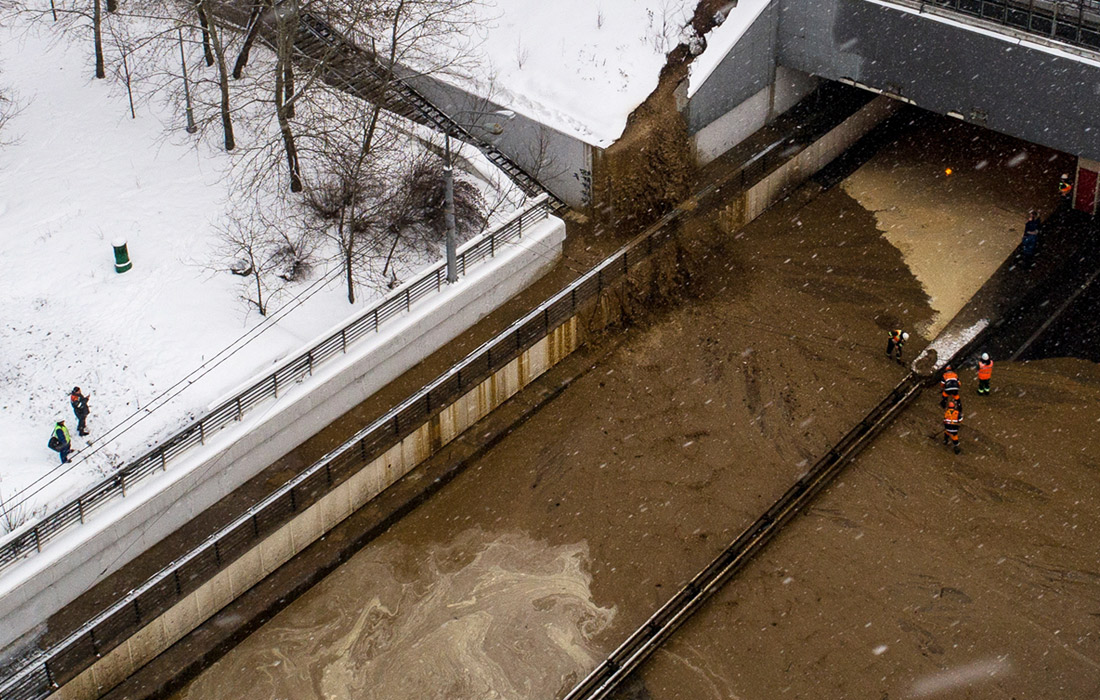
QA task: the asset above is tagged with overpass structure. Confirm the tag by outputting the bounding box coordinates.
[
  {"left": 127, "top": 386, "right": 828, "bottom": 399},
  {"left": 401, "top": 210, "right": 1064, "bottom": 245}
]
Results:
[{"left": 686, "top": 0, "right": 1100, "bottom": 215}]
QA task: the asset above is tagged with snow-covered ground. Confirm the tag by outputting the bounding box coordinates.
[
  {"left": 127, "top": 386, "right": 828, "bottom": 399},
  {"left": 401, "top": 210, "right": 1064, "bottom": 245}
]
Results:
[
  {"left": 0, "top": 20, "right": 524, "bottom": 524},
  {"left": 470, "top": 0, "right": 699, "bottom": 147},
  {"left": 0, "top": 0, "right": 764, "bottom": 530}
]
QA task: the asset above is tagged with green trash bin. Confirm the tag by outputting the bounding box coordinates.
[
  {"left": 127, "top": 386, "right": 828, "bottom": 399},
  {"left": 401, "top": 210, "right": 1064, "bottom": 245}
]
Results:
[{"left": 113, "top": 239, "right": 132, "bottom": 274}]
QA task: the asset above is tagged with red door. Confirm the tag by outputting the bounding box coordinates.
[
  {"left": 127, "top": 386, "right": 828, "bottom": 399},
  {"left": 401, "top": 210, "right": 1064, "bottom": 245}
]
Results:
[{"left": 1075, "top": 168, "right": 1098, "bottom": 214}]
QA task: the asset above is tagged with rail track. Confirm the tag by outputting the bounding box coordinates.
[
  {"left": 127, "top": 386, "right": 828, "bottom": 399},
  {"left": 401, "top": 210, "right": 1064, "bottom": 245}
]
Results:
[{"left": 562, "top": 373, "right": 925, "bottom": 700}]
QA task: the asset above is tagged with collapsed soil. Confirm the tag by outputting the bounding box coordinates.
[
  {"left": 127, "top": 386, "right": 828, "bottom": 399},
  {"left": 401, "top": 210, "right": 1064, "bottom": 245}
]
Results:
[{"left": 174, "top": 119, "right": 1100, "bottom": 699}]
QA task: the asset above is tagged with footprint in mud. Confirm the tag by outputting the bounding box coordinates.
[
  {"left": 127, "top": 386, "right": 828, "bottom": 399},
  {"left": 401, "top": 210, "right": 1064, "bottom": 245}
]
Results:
[{"left": 898, "top": 619, "right": 945, "bottom": 656}]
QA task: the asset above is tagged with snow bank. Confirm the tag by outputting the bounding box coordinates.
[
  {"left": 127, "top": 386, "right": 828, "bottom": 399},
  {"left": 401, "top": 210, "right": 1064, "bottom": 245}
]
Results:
[{"left": 469, "top": 0, "right": 696, "bottom": 147}]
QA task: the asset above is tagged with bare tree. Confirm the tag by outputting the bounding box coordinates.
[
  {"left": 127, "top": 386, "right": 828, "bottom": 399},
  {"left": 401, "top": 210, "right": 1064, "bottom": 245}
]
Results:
[
  {"left": 193, "top": 0, "right": 235, "bottom": 149},
  {"left": 272, "top": 0, "right": 301, "bottom": 190},
  {"left": 215, "top": 204, "right": 299, "bottom": 315}
]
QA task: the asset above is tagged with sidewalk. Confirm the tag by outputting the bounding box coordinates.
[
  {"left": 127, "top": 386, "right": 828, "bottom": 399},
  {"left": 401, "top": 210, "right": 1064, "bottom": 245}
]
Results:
[{"left": 914, "top": 206, "right": 1099, "bottom": 375}]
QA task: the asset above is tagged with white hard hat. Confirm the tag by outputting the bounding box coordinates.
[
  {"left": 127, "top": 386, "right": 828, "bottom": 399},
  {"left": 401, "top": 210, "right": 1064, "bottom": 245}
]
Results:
[
  {"left": 901, "top": 332, "right": 909, "bottom": 341},
  {"left": 981, "top": 352, "right": 990, "bottom": 361}
]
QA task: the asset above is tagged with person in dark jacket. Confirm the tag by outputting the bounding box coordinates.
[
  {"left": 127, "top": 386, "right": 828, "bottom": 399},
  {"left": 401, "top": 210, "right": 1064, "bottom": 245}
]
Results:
[
  {"left": 69, "top": 387, "right": 91, "bottom": 436},
  {"left": 50, "top": 420, "right": 73, "bottom": 464},
  {"left": 1020, "top": 210, "right": 1040, "bottom": 266}
]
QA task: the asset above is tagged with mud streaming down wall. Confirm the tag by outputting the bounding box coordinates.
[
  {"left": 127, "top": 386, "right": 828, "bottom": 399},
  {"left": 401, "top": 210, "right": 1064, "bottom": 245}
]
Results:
[{"left": 595, "top": 0, "right": 731, "bottom": 234}]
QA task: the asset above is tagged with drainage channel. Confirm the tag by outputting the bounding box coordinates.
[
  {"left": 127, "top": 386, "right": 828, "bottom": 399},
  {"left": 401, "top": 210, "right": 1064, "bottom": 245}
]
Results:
[{"left": 563, "top": 373, "right": 924, "bottom": 700}]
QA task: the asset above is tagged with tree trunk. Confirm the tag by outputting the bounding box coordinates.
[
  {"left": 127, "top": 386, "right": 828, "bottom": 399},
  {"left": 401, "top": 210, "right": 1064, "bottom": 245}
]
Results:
[
  {"left": 253, "top": 268, "right": 266, "bottom": 315},
  {"left": 341, "top": 211, "right": 354, "bottom": 303},
  {"left": 232, "top": 4, "right": 264, "bottom": 79},
  {"left": 196, "top": 2, "right": 214, "bottom": 66},
  {"left": 283, "top": 62, "right": 295, "bottom": 119},
  {"left": 274, "top": 15, "right": 302, "bottom": 192},
  {"left": 92, "top": 0, "right": 105, "bottom": 78},
  {"left": 200, "top": 0, "right": 235, "bottom": 150}
]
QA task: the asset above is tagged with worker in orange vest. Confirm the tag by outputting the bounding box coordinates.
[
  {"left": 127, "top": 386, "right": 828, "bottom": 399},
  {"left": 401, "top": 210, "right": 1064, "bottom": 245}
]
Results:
[
  {"left": 943, "top": 400, "right": 962, "bottom": 454},
  {"left": 976, "top": 353, "right": 993, "bottom": 395},
  {"left": 1059, "top": 173, "right": 1073, "bottom": 206},
  {"left": 940, "top": 365, "right": 960, "bottom": 408}
]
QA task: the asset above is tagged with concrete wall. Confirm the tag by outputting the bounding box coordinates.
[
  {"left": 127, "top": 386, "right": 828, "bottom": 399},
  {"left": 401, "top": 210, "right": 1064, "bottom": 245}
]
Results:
[
  {"left": 687, "top": 1, "right": 780, "bottom": 136},
  {"left": 51, "top": 316, "right": 582, "bottom": 700},
  {"left": 685, "top": 0, "right": 819, "bottom": 166},
  {"left": 400, "top": 72, "right": 596, "bottom": 210},
  {"left": 692, "top": 65, "right": 819, "bottom": 166},
  {"left": 0, "top": 218, "right": 565, "bottom": 655},
  {"left": 777, "top": 0, "right": 1100, "bottom": 161},
  {"left": 717, "top": 95, "right": 899, "bottom": 228}
]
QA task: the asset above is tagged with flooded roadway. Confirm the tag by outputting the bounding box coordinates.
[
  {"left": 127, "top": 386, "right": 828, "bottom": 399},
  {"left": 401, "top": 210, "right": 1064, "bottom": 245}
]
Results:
[{"left": 172, "top": 114, "right": 1100, "bottom": 699}]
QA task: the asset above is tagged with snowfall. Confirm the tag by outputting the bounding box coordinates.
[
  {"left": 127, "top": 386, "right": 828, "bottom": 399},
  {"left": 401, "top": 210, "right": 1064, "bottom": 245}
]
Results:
[{"left": 0, "top": 0, "right": 763, "bottom": 534}]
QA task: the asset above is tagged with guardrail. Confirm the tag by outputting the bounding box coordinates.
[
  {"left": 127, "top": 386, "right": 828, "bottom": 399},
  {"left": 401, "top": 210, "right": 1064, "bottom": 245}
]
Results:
[
  {"left": 0, "top": 196, "right": 551, "bottom": 578},
  {"left": 912, "top": 0, "right": 1100, "bottom": 52}
]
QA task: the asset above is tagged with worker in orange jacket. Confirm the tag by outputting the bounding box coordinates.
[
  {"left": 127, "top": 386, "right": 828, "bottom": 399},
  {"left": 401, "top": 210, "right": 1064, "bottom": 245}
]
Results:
[
  {"left": 940, "top": 365, "right": 960, "bottom": 408},
  {"left": 976, "top": 353, "right": 993, "bottom": 395},
  {"left": 943, "top": 400, "right": 962, "bottom": 454}
]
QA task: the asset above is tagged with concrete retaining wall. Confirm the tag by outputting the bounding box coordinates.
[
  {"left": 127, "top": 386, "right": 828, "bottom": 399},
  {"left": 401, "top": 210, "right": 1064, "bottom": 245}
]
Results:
[
  {"left": 719, "top": 95, "right": 899, "bottom": 229},
  {"left": 692, "top": 66, "right": 819, "bottom": 166},
  {"left": 0, "top": 218, "right": 565, "bottom": 656},
  {"left": 400, "top": 71, "right": 597, "bottom": 210}
]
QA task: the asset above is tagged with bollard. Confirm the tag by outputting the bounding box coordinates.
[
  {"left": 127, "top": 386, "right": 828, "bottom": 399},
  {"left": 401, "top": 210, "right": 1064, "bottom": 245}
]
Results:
[{"left": 112, "top": 239, "right": 132, "bottom": 273}]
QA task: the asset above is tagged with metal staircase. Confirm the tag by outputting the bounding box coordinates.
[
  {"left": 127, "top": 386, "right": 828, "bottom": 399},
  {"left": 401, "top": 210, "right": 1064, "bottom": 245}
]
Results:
[{"left": 291, "top": 13, "right": 564, "bottom": 209}]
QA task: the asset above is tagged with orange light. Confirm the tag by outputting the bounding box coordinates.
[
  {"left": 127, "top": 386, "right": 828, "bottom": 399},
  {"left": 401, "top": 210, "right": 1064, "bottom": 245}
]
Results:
[{"left": 945, "top": 168, "right": 953, "bottom": 176}]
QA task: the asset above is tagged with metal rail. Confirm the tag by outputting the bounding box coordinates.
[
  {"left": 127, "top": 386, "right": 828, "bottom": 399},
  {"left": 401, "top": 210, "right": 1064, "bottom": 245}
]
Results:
[
  {"left": 563, "top": 374, "right": 924, "bottom": 700},
  {"left": 0, "top": 182, "right": 673, "bottom": 700},
  {"left": 911, "top": 0, "right": 1100, "bottom": 52},
  {"left": 0, "top": 198, "right": 551, "bottom": 577}
]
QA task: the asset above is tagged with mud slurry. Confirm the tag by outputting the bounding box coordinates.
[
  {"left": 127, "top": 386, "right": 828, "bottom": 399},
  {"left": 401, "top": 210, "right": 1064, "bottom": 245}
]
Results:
[
  {"left": 172, "top": 127, "right": 943, "bottom": 699},
  {"left": 177, "top": 530, "right": 613, "bottom": 699},
  {"left": 641, "top": 359, "right": 1100, "bottom": 699},
  {"left": 843, "top": 115, "right": 1072, "bottom": 337}
]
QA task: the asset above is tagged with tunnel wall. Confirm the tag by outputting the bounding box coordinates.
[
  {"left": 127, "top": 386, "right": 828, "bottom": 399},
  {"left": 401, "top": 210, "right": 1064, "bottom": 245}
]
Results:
[
  {"left": 400, "top": 71, "right": 596, "bottom": 210},
  {"left": 684, "top": 0, "right": 820, "bottom": 165},
  {"left": 776, "top": 0, "right": 1100, "bottom": 162},
  {"left": 42, "top": 96, "right": 896, "bottom": 700}
]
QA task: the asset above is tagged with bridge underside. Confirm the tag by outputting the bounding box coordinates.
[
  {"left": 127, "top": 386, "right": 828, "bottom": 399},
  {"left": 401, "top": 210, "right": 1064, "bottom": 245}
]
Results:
[{"left": 776, "top": 0, "right": 1100, "bottom": 163}]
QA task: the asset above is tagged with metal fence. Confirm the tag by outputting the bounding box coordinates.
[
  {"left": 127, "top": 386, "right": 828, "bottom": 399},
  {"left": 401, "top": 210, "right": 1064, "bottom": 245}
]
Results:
[
  {"left": 914, "top": 0, "right": 1100, "bottom": 51},
  {"left": 0, "top": 197, "right": 551, "bottom": 578}
]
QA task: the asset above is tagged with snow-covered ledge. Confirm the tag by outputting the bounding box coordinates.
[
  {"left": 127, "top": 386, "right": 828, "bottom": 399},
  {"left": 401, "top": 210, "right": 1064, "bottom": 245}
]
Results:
[{"left": 0, "top": 215, "right": 566, "bottom": 655}]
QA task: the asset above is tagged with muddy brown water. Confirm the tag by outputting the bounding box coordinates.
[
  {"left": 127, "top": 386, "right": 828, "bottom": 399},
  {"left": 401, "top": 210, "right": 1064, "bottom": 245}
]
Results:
[{"left": 172, "top": 116, "right": 1100, "bottom": 699}]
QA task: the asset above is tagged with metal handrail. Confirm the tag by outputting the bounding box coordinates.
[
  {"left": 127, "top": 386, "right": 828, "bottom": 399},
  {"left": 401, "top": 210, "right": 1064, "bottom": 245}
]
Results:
[
  {"left": 0, "top": 197, "right": 551, "bottom": 577},
  {"left": 909, "top": 0, "right": 1100, "bottom": 52},
  {"left": 0, "top": 196, "right": 666, "bottom": 700}
]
